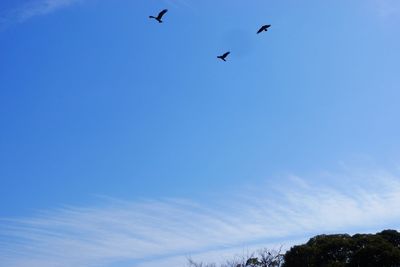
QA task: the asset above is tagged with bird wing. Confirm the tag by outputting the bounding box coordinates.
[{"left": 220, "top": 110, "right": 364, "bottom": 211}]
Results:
[
  {"left": 157, "top": 9, "right": 168, "bottom": 19},
  {"left": 263, "top": 25, "right": 271, "bottom": 31},
  {"left": 222, "top": 52, "right": 230, "bottom": 58},
  {"left": 257, "top": 25, "right": 271, "bottom": 34}
]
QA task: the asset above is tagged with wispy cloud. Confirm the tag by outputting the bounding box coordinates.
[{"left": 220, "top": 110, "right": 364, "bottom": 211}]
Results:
[
  {"left": 371, "top": 0, "right": 400, "bottom": 18},
  {"left": 1, "top": 167, "right": 400, "bottom": 267},
  {"left": 0, "top": 0, "right": 82, "bottom": 28},
  {"left": 162, "top": 0, "right": 192, "bottom": 9}
]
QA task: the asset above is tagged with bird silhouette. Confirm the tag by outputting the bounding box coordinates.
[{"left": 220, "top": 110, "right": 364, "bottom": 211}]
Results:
[
  {"left": 149, "top": 9, "right": 168, "bottom": 23},
  {"left": 257, "top": 24, "right": 271, "bottom": 34},
  {"left": 217, "top": 52, "right": 230, "bottom": 62}
]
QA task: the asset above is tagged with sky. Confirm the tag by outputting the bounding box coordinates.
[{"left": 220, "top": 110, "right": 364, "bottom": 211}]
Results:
[{"left": 0, "top": 0, "right": 400, "bottom": 266}]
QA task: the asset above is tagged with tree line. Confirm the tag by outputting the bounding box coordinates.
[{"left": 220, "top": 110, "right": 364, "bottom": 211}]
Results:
[{"left": 189, "top": 229, "right": 400, "bottom": 267}]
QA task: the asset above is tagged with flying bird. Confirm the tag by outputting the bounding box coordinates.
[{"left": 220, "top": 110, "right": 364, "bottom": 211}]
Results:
[
  {"left": 257, "top": 24, "right": 271, "bottom": 34},
  {"left": 149, "top": 9, "right": 168, "bottom": 23},
  {"left": 217, "top": 52, "right": 230, "bottom": 62}
]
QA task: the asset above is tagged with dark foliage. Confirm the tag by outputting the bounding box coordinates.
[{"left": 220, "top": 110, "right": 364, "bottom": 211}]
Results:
[
  {"left": 187, "top": 248, "right": 284, "bottom": 267},
  {"left": 189, "top": 230, "right": 400, "bottom": 267},
  {"left": 283, "top": 230, "right": 400, "bottom": 267}
]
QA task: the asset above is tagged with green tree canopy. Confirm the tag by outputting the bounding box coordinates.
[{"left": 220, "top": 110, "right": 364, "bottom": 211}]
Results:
[{"left": 283, "top": 230, "right": 400, "bottom": 267}]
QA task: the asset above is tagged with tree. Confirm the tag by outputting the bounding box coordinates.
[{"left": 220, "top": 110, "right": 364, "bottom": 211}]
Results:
[
  {"left": 189, "top": 230, "right": 400, "bottom": 267},
  {"left": 188, "top": 248, "right": 284, "bottom": 267},
  {"left": 378, "top": 230, "right": 400, "bottom": 248},
  {"left": 283, "top": 230, "right": 400, "bottom": 267}
]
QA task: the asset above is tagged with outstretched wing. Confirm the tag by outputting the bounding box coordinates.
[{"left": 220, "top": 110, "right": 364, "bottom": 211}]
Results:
[
  {"left": 257, "top": 25, "right": 271, "bottom": 34},
  {"left": 222, "top": 52, "right": 230, "bottom": 58},
  {"left": 157, "top": 9, "right": 168, "bottom": 19}
]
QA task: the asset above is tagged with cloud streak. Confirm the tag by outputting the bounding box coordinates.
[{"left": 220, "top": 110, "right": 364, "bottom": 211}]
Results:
[
  {"left": 1, "top": 168, "right": 400, "bottom": 267},
  {"left": 0, "top": 0, "right": 82, "bottom": 27},
  {"left": 370, "top": 0, "right": 400, "bottom": 18}
]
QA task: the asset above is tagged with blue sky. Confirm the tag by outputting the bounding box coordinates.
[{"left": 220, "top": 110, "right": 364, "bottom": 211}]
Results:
[{"left": 1, "top": 0, "right": 400, "bottom": 266}]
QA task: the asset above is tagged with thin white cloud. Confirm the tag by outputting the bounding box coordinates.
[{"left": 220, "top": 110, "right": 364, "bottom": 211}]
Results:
[
  {"left": 163, "top": 0, "right": 192, "bottom": 9},
  {"left": 0, "top": 0, "right": 82, "bottom": 27},
  {"left": 371, "top": 0, "right": 400, "bottom": 18},
  {"left": 1, "top": 168, "right": 400, "bottom": 267}
]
